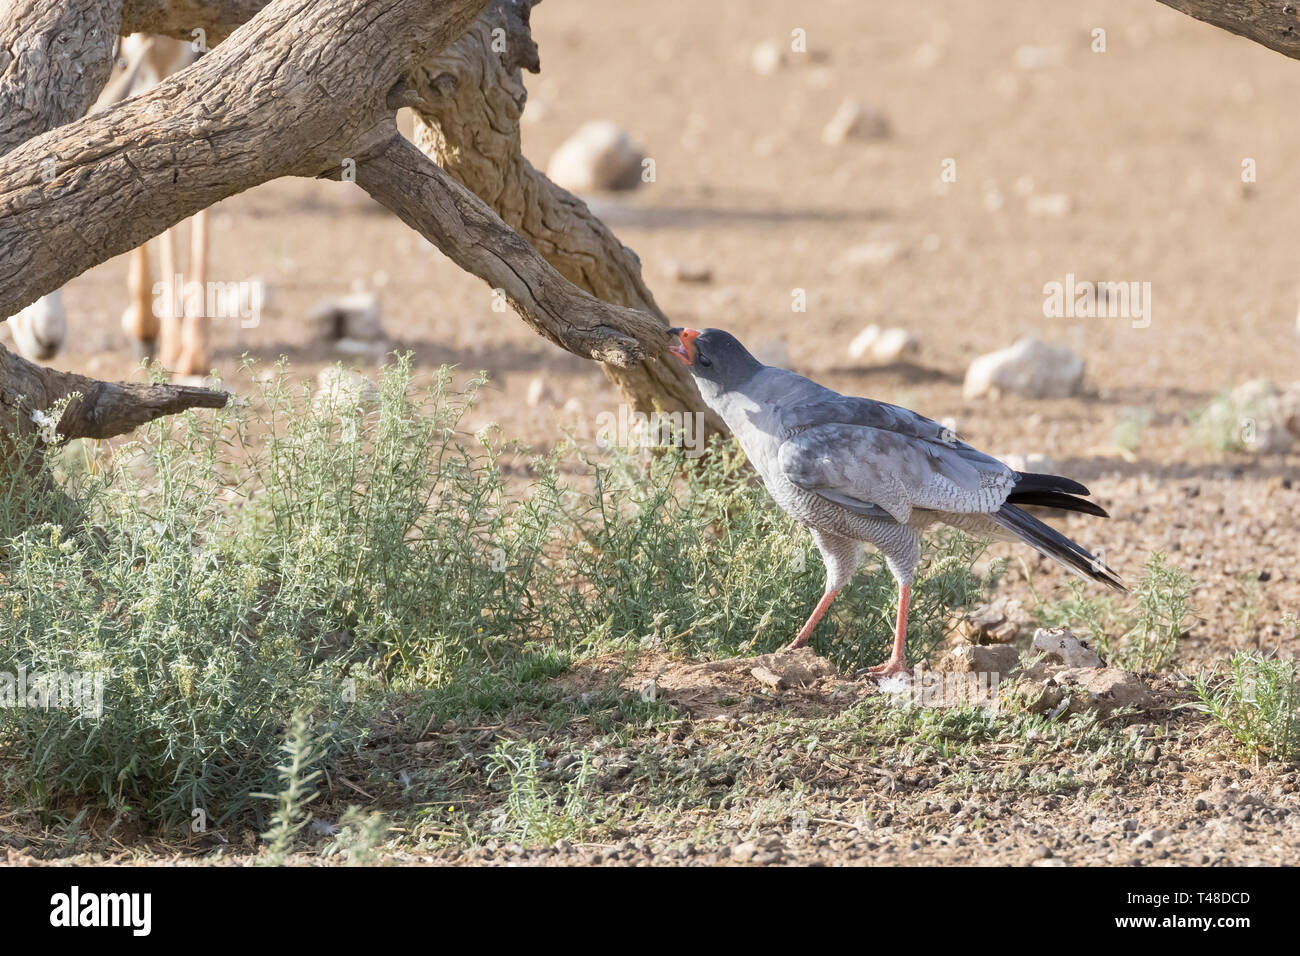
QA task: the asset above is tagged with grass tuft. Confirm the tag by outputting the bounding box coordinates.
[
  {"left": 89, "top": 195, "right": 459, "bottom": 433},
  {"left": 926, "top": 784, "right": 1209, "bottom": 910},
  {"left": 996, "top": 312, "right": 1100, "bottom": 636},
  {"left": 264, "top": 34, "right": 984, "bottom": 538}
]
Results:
[{"left": 1193, "top": 653, "right": 1300, "bottom": 763}]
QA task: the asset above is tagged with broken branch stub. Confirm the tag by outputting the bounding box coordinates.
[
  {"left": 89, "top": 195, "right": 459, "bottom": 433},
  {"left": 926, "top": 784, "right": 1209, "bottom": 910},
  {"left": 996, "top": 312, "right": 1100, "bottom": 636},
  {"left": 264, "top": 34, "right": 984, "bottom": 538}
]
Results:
[{"left": 0, "top": 345, "right": 227, "bottom": 445}]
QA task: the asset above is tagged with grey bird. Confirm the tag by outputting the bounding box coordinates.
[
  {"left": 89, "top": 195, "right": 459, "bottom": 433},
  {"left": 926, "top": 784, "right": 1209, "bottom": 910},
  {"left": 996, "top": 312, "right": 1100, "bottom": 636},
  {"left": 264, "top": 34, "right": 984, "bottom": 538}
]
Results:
[{"left": 667, "top": 327, "right": 1124, "bottom": 676}]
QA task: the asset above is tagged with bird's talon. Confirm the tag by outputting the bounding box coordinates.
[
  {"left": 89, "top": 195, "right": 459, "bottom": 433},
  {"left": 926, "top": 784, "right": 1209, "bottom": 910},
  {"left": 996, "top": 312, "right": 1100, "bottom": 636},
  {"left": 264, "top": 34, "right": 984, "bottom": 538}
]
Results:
[{"left": 866, "top": 659, "right": 910, "bottom": 679}]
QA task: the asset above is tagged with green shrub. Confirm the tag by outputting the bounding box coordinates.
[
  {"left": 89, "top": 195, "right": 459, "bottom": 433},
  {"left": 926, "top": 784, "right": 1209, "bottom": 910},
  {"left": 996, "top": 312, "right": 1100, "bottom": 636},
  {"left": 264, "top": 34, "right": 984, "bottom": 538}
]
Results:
[
  {"left": 0, "top": 357, "right": 990, "bottom": 827},
  {"left": 1194, "top": 653, "right": 1300, "bottom": 763}
]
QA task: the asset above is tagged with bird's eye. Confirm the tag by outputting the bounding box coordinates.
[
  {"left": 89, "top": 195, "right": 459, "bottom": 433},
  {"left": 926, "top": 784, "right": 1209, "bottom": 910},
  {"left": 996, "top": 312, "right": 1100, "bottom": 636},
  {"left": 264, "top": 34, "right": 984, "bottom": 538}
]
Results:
[{"left": 698, "top": 354, "right": 713, "bottom": 367}]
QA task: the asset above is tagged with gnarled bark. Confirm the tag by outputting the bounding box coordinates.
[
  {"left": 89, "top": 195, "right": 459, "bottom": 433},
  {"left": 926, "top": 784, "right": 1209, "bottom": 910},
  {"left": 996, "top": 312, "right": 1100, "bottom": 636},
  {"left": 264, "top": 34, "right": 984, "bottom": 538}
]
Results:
[
  {"left": 0, "top": 0, "right": 123, "bottom": 157},
  {"left": 0, "top": 0, "right": 665, "bottom": 370}
]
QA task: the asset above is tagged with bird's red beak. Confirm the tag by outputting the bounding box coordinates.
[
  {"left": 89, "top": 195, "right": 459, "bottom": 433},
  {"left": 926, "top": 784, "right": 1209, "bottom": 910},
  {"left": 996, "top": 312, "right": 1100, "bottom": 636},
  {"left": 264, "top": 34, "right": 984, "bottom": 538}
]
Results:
[{"left": 667, "top": 327, "right": 700, "bottom": 366}]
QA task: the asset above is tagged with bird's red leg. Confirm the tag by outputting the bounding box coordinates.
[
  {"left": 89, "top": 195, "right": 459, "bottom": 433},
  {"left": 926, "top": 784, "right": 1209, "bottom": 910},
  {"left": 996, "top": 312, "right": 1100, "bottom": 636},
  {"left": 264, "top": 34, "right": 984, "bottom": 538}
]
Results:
[
  {"left": 786, "top": 588, "right": 841, "bottom": 650},
  {"left": 867, "top": 582, "right": 911, "bottom": 677}
]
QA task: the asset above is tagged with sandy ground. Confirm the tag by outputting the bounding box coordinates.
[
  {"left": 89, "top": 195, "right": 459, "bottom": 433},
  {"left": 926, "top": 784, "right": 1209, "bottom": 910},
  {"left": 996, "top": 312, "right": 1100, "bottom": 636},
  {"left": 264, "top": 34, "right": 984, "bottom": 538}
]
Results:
[{"left": 5, "top": 0, "right": 1300, "bottom": 865}]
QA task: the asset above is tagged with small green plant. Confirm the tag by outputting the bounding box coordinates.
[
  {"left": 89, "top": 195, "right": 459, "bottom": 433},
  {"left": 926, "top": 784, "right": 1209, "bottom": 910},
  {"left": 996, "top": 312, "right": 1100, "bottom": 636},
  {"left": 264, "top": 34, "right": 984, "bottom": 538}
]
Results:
[
  {"left": 1186, "top": 382, "right": 1274, "bottom": 454},
  {"left": 484, "top": 740, "right": 601, "bottom": 846},
  {"left": 322, "top": 807, "right": 390, "bottom": 865},
  {"left": 1034, "top": 552, "right": 1194, "bottom": 672},
  {"left": 1232, "top": 572, "right": 1260, "bottom": 645},
  {"left": 1122, "top": 552, "right": 1195, "bottom": 672},
  {"left": 1111, "top": 407, "right": 1152, "bottom": 458},
  {"left": 256, "top": 711, "right": 327, "bottom": 865},
  {"left": 1194, "top": 653, "right": 1300, "bottom": 763}
]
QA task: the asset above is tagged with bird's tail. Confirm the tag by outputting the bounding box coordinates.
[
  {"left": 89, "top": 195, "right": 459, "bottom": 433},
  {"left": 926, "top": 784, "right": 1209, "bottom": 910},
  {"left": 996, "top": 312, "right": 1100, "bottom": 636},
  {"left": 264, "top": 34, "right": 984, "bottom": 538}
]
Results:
[
  {"left": 991, "top": 502, "right": 1126, "bottom": 592},
  {"left": 1006, "top": 471, "right": 1109, "bottom": 518}
]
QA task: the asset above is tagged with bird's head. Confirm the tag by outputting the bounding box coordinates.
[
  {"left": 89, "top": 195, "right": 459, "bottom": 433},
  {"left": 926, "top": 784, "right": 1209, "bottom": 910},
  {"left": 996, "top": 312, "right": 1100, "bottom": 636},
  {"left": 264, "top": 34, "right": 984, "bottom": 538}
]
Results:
[{"left": 666, "top": 327, "right": 763, "bottom": 390}]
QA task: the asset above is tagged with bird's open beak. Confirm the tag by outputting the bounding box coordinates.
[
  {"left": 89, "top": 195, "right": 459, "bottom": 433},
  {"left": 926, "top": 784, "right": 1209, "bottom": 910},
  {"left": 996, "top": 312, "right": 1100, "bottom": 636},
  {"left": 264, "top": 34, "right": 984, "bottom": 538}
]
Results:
[{"left": 667, "top": 327, "right": 700, "bottom": 366}]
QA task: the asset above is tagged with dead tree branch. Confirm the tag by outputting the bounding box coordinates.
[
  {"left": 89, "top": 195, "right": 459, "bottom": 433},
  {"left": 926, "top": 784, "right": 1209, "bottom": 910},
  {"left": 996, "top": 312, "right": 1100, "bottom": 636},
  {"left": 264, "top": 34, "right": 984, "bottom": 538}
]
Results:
[
  {"left": 1156, "top": 1, "right": 1300, "bottom": 60},
  {"left": 0, "top": 0, "right": 713, "bottom": 482},
  {"left": 356, "top": 135, "right": 657, "bottom": 367},
  {"left": 0, "top": 345, "right": 226, "bottom": 443},
  {"left": 0, "top": 0, "right": 667, "bottom": 377}
]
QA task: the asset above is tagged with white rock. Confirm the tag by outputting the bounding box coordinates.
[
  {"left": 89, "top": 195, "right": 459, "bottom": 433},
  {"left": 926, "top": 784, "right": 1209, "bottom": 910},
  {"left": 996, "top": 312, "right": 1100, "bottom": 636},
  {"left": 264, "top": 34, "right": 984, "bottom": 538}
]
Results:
[
  {"left": 869, "top": 327, "right": 918, "bottom": 363},
  {"left": 526, "top": 376, "right": 552, "bottom": 408},
  {"left": 334, "top": 338, "right": 388, "bottom": 356},
  {"left": 1231, "top": 380, "right": 1296, "bottom": 453},
  {"left": 1000, "top": 453, "right": 1057, "bottom": 474},
  {"left": 1026, "top": 192, "right": 1073, "bottom": 217},
  {"left": 751, "top": 40, "right": 784, "bottom": 76},
  {"left": 546, "top": 121, "right": 645, "bottom": 193},
  {"left": 963, "top": 338, "right": 1085, "bottom": 400},
  {"left": 1032, "top": 627, "right": 1104, "bottom": 668},
  {"left": 821, "top": 100, "right": 891, "bottom": 146},
  {"left": 314, "top": 366, "right": 379, "bottom": 406},
  {"left": 847, "top": 324, "right": 918, "bottom": 363},
  {"left": 307, "top": 292, "right": 384, "bottom": 341},
  {"left": 6, "top": 290, "right": 66, "bottom": 360},
  {"left": 1013, "top": 45, "right": 1062, "bottom": 70},
  {"left": 847, "top": 325, "right": 882, "bottom": 359},
  {"left": 835, "top": 241, "right": 901, "bottom": 269}
]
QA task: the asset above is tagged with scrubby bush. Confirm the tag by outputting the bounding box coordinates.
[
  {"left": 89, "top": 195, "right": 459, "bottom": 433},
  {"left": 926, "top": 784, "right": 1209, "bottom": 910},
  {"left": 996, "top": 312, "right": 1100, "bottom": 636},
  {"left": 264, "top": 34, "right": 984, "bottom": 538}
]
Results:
[
  {"left": 1194, "top": 652, "right": 1300, "bottom": 763},
  {"left": 0, "top": 357, "right": 989, "bottom": 830}
]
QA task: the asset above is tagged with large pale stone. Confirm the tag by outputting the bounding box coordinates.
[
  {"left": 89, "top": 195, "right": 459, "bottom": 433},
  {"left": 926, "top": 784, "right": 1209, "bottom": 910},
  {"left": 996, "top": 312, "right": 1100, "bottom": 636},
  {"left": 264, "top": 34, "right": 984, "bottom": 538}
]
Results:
[
  {"left": 963, "top": 338, "right": 1085, "bottom": 400},
  {"left": 546, "top": 121, "right": 645, "bottom": 193}
]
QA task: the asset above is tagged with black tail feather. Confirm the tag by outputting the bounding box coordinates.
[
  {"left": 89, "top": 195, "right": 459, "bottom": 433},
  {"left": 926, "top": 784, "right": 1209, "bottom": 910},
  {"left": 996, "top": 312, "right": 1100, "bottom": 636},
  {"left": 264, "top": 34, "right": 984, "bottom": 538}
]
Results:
[
  {"left": 1012, "top": 471, "right": 1091, "bottom": 496},
  {"left": 1006, "top": 489, "right": 1109, "bottom": 518},
  {"left": 992, "top": 503, "right": 1126, "bottom": 593}
]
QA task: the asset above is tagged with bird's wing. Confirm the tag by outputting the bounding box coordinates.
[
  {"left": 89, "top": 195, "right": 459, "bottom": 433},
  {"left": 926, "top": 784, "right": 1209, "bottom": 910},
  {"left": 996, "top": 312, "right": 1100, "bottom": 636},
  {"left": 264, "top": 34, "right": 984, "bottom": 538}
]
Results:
[
  {"left": 778, "top": 396, "right": 964, "bottom": 447},
  {"left": 777, "top": 421, "right": 1018, "bottom": 524}
]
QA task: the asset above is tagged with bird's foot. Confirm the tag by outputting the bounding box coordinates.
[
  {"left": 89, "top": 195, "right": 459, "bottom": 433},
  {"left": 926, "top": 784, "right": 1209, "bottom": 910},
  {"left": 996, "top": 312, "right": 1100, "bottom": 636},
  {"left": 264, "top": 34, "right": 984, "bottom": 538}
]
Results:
[
  {"left": 783, "top": 635, "right": 811, "bottom": 652},
  {"left": 865, "top": 657, "right": 910, "bottom": 679}
]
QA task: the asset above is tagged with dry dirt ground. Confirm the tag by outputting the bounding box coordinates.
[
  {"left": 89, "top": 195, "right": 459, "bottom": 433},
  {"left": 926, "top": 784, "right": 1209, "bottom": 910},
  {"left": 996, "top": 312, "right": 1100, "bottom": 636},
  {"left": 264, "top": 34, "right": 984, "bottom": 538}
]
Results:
[
  {"left": 7, "top": 647, "right": 1297, "bottom": 867},
  {"left": 5, "top": 0, "right": 1300, "bottom": 865}
]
